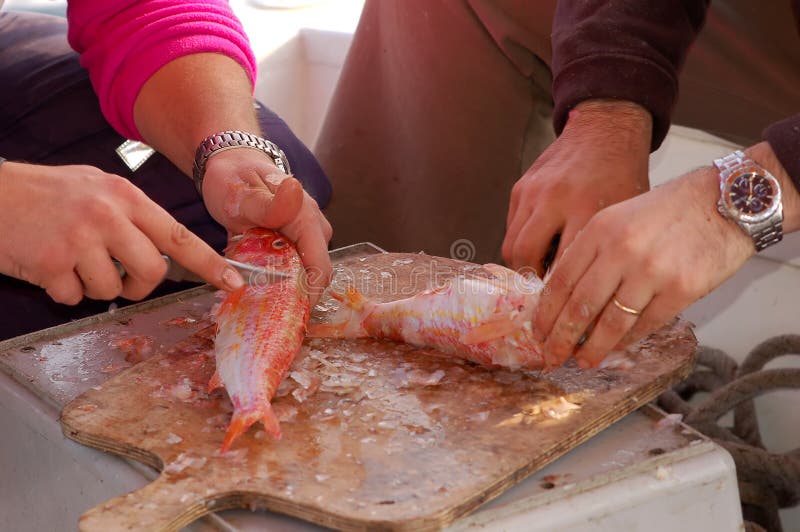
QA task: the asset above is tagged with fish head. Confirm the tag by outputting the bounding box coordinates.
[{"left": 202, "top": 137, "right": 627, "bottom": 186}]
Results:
[{"left": 225, "top": 228, "right": 299, "bottom": 269}]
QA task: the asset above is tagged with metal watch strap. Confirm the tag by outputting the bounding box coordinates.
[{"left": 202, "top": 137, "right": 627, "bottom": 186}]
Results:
[
  {"left": 192, "top": 130, "right": 291, "bottom": 195},
  {"left": 714, "top": 149, "right": 783, "bottom": 252},
  {"left": 751, "top": 220, "right": 783, "bottom": 252},
  {"left": 713, "top": 149, "right": 748, "bottom": 180}
]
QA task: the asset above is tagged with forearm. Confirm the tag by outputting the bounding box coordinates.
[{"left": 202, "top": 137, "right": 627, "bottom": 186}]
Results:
[
  {"left": 551, "top": 0, "right": 709, "bottom": 151},
  {"left": 562, "top": 99, "right": 652, "bottom": 156},
  {"left": 67, "top": 0, "right": 257, "bottom": 144},
  {"left": 133, "top": 53, "right": 261, "bottom": 176}
]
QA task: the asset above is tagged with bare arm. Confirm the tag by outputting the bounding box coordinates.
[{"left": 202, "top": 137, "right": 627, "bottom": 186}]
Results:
[{"left": 134, "top": 53, "right": 332, "bottom": 300}]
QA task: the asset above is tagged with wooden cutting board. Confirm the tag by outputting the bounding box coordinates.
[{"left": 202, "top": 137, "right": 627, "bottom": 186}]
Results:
[{"left": 61, "top": 253, "right": 697, "bottom": 531}]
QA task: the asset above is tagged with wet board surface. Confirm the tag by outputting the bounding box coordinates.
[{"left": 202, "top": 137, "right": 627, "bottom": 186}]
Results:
[{"left": 60, "top": 252, "right": 697, "bottom": 531}]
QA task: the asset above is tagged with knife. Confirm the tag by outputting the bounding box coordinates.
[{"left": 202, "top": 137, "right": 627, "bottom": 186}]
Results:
[{"left": 113, "top": 255, "right": 291, "bottom": 286}]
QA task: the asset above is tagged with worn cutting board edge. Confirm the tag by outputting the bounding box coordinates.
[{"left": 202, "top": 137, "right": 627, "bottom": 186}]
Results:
[{"left": 61, "top": 343, "right": 695, "bottom": 532}]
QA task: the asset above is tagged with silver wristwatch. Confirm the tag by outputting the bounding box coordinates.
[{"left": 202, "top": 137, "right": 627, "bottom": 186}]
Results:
[
  {"left": 714, "top": 149, "right": 783, "bottom": 252},
  {"left": 192, "top": 130, "right": 291, "bottom": 195}
]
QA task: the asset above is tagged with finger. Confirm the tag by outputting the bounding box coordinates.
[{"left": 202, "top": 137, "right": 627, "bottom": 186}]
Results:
[
  {"left": 534, "top": 237, "right": 598, "bottom": 343},
  {"left": 130, "top": 198, "right": 243, "bottom": 292},
  {"left": 506, "top": 181, "right": 523, "bottom": 232},
  {"left": 574, "top": 282, "right": 654, "bottom": 368},
  {"left": 502, "top": 201, "right": 532, "bottom": 264},
  {"left": 45, "top": 271, "right": 85, "bottom": 306},
  {"left": 108, "top": 229, "right": 168, "bottom": 301},
  {"left": 554, "top": 219, "right": 588, "bottom": 265},
  {"left": 615, "top": 292, "right": 685, "bottom": 349},
  {"left": 294, "top": 225, "right": 332, "bottom": 306},
  {"left": 506, "top": 158, "right": 548, "bottom": 232},
  {"left": 319, "top": 211, "right": 333, "bottom": 242},
  {"left": 75, "top": 250, "right": 123, "bottom": 300},
  {"left": 238, "top": 177, "right": 304, "bottom": 229},
  {"left": 509, "top": 209, "right": 563, "bottom": 273},
  {"left": 542, "top": 259, "right": 621, "bottom": 367}
]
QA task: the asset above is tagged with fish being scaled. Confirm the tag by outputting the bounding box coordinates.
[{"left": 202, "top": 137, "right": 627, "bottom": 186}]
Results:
[
  {"left": 311, "top": 263, "right": 545, "bottom": 370},
  {"left": 210, "top": 228, "right": 309, "bottom": 452}
]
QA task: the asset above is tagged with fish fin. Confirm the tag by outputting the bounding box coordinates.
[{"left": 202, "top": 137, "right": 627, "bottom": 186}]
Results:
[
  {"left": 208, "top": 369, "right": 223, "bottom": 393},
  {"left": 460, "top": 315, "right": 518, "bottom": 344},
  {"left": 483, "top": 263, "right": 544, "bottom": 293},
  {"left": 306, "top": 321, "right": 348, "bottom": 338},
  {"left": 260, "top": 406, "right": 282, "bottom": 440},
  {"left": 483, "top": 263, "right": 517, "bottom": 279},
  {"left": 483, "top": 262, "right": 550, "bottom": 289},
  {"left": 215, "top": 286, "right": 247, "bottom": 317},
  {"left": 220, "top": 404, "right": 281, "bottom": 452},
  {"left": 327, "top": 286, "right": 370, "bottom": 311},
  {"left": 334, "top": 286, "right": 366, "bottom": 311},
  {"left": 329, "top": 290, "right": 346, "bottom": 303},
  {"left": 307, "top": 286, "right": 372, "bottom": 338}
]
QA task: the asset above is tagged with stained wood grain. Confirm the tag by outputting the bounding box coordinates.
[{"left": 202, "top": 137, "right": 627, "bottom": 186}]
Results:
[{"left": 61, "top": 253, "right": 697, "bottom": 531}]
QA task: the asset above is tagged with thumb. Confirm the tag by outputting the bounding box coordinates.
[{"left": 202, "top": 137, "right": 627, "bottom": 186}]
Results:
[{"left": 237, "top": 177, "right": 304, "bottom": 229}]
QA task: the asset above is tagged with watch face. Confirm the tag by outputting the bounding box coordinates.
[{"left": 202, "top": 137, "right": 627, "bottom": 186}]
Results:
[{"left": 724, "top": 171, "right": 778, "bottom": 222}]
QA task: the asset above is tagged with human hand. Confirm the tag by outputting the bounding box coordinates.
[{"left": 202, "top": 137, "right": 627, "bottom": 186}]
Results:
[
  {"left": 0, "top": 162, "right": 245, "bottom": 305},
  {"left": 199, "top": 149, "right": 333, "bottom": 302},
  {"left": 533, "top": 165, "right": 757, "bottom": 369},
  {"left": 503, "top": 100, "right": 652, "bottom": 274}
]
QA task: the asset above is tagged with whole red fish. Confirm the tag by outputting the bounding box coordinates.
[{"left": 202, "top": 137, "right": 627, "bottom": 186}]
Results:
[{"left": 210, "top": 228, "right": 309, "bottom": 451}]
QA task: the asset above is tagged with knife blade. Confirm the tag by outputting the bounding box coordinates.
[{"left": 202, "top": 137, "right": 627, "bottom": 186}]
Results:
[{"left": 113, "top": 255, "right": 291, "bottom": 286}]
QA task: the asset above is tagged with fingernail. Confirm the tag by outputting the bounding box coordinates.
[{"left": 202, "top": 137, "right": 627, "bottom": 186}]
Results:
[{"left": 222, "top": 267, "right": 244, "bottom": 290}]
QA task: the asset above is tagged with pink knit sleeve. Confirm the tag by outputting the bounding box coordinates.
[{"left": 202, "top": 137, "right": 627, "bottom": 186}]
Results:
[{"left": 67, "top": 0, "right": 257, "bottom": 140}]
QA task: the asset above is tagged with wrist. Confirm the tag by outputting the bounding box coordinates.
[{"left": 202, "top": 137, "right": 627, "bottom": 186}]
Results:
[
  {"left": 744, "top": 141, "right": 800, "bottom": 233},
  {"left": 193, "top": 130, "right": 291, "bottom": 197},
  {"left": 563, "top": 99, "right": 652, "bottom": 154},
  {"left": 685, "top": 167, "right": 756, "bottom": 258}
]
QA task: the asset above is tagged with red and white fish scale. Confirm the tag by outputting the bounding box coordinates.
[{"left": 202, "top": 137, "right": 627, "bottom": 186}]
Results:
[{"left": 211, "top": 228, "right": 309, "bottom": 452}]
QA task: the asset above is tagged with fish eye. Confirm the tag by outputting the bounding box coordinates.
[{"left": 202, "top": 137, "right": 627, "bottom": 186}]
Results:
[{"left": 272, "top": 239, "right": 287, "bottom": 249}]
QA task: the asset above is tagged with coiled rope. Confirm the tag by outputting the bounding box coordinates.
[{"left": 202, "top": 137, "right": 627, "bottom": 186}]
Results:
[{"left": 657, "top": 335, "right": 800, "bottom": 532}]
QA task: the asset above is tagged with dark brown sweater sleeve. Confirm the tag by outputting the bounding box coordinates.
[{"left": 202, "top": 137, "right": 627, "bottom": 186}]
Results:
[
  {"left": 763, "top": 1, "right": 800, "bottom": 190},
  {"left": 551, "top": 0, "right": 710, "bottom": 151},
  {"left": 764, "top": 114, "right": 800, "bottom": 191}
]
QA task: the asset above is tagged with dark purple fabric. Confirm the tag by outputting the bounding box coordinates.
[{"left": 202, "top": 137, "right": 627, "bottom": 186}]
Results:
[
  {"left": 551, "top": 0, "right": 710, "bottom": 151},
  {"left": 551, "top": 0, "right": 800, "bottom": 189},
  {"left": 0, "top": 11, "right": 331, "bottom": 340},
  {"left": 764, "top": 113, "right": 800, "bottom": 192}
]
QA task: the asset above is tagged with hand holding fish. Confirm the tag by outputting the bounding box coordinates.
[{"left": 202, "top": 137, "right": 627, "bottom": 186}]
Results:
[
  {"left": 199, "top": 148, "right": 333, "bottom": 303},
  {"left": 503, "top": 99, "right": 651, "bottom": 274},
  {"left": 0, "top": 162, "right": 245, "bottom": 305},
  {"left": 534, "top": 142, "right": 800, "bottom": 368}
]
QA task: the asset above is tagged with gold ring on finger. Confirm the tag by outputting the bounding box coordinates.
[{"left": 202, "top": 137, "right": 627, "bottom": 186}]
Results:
[{"left": 612, "top": 297, "right": 641, "bottom": 316}]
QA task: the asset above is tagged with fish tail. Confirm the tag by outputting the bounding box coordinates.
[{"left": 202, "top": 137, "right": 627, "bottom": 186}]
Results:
[
  {"left": 308, "top": 286, "right": 372, "bottom": 338},
  {"left": 220, "top": 404, "right": 282, "bottom": 452},
  {"left": 330, "top": 286, "right": 367, "bottom": 311}
]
